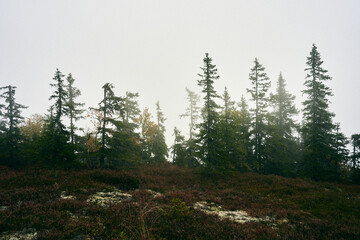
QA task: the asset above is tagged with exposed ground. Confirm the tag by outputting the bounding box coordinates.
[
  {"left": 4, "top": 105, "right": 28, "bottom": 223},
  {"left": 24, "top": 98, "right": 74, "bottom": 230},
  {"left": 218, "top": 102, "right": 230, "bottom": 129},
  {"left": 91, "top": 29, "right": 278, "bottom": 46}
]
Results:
[{"left": 0, "top": 165, "right": 359, "bottom": 239}]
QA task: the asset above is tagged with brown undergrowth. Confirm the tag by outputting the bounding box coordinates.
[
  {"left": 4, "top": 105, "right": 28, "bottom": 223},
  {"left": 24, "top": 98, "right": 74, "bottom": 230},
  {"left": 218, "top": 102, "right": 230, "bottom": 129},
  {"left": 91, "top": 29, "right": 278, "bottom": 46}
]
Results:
[{"left": 0, "top": 165, "right": 359, "bottom": 239}]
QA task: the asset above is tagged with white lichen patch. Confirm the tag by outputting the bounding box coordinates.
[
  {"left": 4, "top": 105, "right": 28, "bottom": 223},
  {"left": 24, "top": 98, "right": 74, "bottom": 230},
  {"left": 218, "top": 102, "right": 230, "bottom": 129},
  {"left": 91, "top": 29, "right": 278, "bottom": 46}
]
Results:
[
  {"left": 0, "top": 206, "right": 8, "bottom": 211},
  {"left": 147, "top": 189, "right": 163, "bottom": 198},
  {"left": 87, "top": 188, "right": 132, "bottom": 207},
  {"left": 60, "top": 191, "right": 76, "bottom": 200},
  {"left": 194, "top": 201, "right": 288, "bottom": 225},
  {"left": 0, "top": 228, "right": 37, "bottom": 240}
]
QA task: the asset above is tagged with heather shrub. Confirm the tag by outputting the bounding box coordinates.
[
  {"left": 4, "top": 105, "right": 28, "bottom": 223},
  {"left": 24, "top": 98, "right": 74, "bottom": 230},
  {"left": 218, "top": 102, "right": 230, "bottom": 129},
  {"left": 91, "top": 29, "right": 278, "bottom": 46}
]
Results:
[{"left": 91, "top": 170, "right": 140, "bottom": 190}]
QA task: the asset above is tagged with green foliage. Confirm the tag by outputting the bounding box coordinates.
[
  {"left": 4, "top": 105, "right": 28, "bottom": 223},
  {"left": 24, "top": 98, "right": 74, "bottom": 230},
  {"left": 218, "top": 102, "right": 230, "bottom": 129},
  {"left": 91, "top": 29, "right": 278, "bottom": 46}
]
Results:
[
  {"left": 197, "top": 53, "right": 221, "bottom": 170},
  {"left": 265, "top": 73, "right": 299, "bottom": 177},
  {"left": 301, "top": 44, "right": 339, "bottom": 180},
  {"left": 0, "top": 85, "right": 27, "bottom": 166},
  {"left": 171, "top": 127, "right": 187, "bottom": 167},
  {"left": 65, "top": 73, "right": 85, "bottom": 145},
  {"left": 152, "top": 101, "right": 168, "bottom": 163},
  {"left": 39, "top": 69, "right": 74, "bottom": 166},
  {"left": 247, "top": 58, "right": 271, "bottom": 173}
]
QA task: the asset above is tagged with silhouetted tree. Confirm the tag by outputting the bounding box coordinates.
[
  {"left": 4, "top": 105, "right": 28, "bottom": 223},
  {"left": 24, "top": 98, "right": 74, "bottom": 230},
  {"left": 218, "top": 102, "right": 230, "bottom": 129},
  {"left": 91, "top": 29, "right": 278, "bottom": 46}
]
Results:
[
  {"left": 350, "top": 134, "right": 360, "bottom": 169},
  {"left": 0, "top": 85, "right": 27, "bottom": 166}
]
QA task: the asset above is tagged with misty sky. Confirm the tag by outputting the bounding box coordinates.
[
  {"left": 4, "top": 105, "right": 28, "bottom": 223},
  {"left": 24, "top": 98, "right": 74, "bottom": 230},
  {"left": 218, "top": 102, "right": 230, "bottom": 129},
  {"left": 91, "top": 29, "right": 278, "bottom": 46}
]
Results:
[{"left": 1, "top": 0, "right": 359, "bottom": 146}]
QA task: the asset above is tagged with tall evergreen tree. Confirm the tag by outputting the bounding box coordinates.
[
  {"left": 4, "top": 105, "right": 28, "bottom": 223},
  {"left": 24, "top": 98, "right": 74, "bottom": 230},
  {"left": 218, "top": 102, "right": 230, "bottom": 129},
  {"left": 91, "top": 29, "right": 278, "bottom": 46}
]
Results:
[
  {"left": 171, "top": 127, "right": 187, "bottom": 167},
  {"left": 270, "top": 73, "right": 298, "bottom": 139},
  {"left": 97, "top": 83, "right": 121, "bottom": 167},
  {"left": 331, "top": 123, "right": 349, "bottom": 179},
  {"left": 152, "top": 101, "right": 168, "bottom": 163},
  {"left": 41, "top": 69, "right": 73, "bottom": 165},
  {"left": 180, "top": 88, "right": 201, "bottom": 167},
  {"left": 108, "top": 91, "right": 141, "bottom": 166},
  {"left": 265, "top": 73, "right": 299, "bottom": 176},
  {"left": 235, "top": 96, "right": 252, "bottom": 171},
  {"left": 350, "top": 134, "right": 360, "bottom": 169},
  {"left": 180, "top": 88, "right": 201, "bottom": 140},
  {"left": 217, "top": 87, "right": 236, "bottom": 170},
  {"left": 247, "top": 58, "right": 270, "bottom": 172},
  {"left": 197, "top": 53, "right": 221, "bottom": 170},
  {"left": 0, "top": 85, "right": 27, "bottom": 165},
  {"left": 65, "top": 73, "right": 84, "bottom": 144},
  {"left": 123, "top": 92, "right": 140, "bottom": 124},
  {"left": 302, "top": 44, "right": 337, "bottom": 180}
]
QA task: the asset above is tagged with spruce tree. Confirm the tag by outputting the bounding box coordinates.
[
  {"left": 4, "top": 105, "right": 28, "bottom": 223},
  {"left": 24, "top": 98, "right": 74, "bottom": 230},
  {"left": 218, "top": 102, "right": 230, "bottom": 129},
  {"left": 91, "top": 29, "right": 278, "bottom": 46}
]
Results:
[
  {"left": 247, "top": 58, "right": 270, "bottom": 172},
  {"left": 270, "top": 73, "right": 298, "bottom": 139},
  {"left": 180, "top": 88, "right": 201, "bottom": 167},
  {"left": 302, "top": 44, "right": 337, "bottom": 180},
  {"left": 265, "top": 73, "right": 299, "bottom": 176},
  {"left": 171, "top": 127, "right": 187, "bottom": 167},
  {"left": 97, "top": 83, "right": 121, "bottom": 167},
  {"left": 65, "top": 73, "right": 84, "bottom": 144},
  {"left": 235, "top": 96, "right": 252, "bottom": 170},
  {"left": 0, "top": 85, "right": 27, "bottom": 165},
  {"left": 197, "top": 53, "right": 220, "bottom": 170},
  {"left": 152, "top": 101, "right": 168, "bottom": 163},
  {"left": 331, "top": 123, "right": 349, "bottom": 179},
  {"left": 41, "top": 69, "right": 73, "bottom": 165},
  {"left": 124, "top": 91, "right": 140, "bottom": 124},
  {"left": 180, "top": 88, "right": 201, "bottom": 140},
  {"left": 351, "top": 134, "right": 360, "bottom": 169},
  {"left": 108, "top": 91, "right": 141, "bottom": 166},
  {"left": 217, "top": 87, "right": 236, "bottom": 170}
]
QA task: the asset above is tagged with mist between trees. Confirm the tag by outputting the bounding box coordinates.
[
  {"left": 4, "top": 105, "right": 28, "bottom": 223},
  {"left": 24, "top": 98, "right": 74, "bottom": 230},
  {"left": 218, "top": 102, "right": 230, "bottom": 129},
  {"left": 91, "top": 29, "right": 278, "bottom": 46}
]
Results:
[{"left": 1, "top": 44, "right": 359, "bottom": 182}]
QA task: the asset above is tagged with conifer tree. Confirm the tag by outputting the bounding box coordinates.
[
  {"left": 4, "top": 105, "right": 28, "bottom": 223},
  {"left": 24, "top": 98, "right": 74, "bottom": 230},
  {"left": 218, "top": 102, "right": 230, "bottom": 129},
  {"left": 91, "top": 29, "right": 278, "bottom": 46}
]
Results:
[
  {"left": 265, "top": 73, "right": 299, "bottom": 176},
  {"left": 270, "top": 73, "right": 298, "bottom": 139},
  {"left": 65, "top": 73, "right": 84, "bottom": 144},
  {"left": 217, "top": 87, "right": 236, "bottom": 170},
  {"left": 171, "top": 127, "right": 187, "bottom": 167},
  {"left": 41, "top": 69, "right": 73, "bottom": 165},
  {"left": 0, "top": 85, "right": 27, "bottom": 165},
  {"left": 152, "top": 101, "right": 168, "bottom": 163},
  {"left": 124, "top": 92, "right": 140, "bottom": 124},
  {"left": 247, "top": 58, "right": 270, "bottom": 172},
  {"left": 351, "top": 134, "right": 360, "bottom": 169},
  {"left": 331, "top": 123, "right": 349, "bottom": 179},
  {"left": 302, "top": 44, "right": 337, "bottom": 180},
  {"left": 180, "top": 88, "right": 201, "bottom": 140},
  {"left": 235, "top": 95, "right": 252, "bottom": 170},
  {"left": 180, "top": 88, "right": 201, "bottom": 167},
  {"left": 197, "top": 53, "right": 220, "bottom": 170},
  {"left": 108, "top": 91, "right": 141, "bottom": 166},
  {"left": 97, "top": 83, "right": 121, "bottom": 167}
]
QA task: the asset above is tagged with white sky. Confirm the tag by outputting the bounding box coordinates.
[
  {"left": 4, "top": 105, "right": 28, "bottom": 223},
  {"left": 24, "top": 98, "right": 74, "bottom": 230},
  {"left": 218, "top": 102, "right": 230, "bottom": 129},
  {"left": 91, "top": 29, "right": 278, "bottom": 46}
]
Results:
[{"left": 1, "top": 0, "right": 360, "bottom": 146}]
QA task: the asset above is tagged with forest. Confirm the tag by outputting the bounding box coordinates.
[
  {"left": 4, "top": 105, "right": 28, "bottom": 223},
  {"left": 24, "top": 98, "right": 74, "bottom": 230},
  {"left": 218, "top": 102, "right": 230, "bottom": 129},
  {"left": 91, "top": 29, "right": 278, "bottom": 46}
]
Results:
[{"left": 0, "top": 44, "right": 359, "bottom": 182}]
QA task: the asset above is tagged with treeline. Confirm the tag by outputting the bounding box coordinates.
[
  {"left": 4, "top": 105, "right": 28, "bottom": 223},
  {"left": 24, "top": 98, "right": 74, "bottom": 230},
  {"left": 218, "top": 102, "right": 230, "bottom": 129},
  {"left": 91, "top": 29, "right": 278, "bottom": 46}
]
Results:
[{"left": 0, "top": 44, "right": 359, "bottom": 182}]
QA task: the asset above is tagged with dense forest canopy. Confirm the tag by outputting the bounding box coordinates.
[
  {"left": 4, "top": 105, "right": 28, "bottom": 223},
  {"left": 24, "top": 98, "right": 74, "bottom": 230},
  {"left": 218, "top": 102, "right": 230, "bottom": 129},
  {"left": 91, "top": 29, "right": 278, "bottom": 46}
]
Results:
[{"left": 0, "top": 45, "right": 359, "bottom": 182}]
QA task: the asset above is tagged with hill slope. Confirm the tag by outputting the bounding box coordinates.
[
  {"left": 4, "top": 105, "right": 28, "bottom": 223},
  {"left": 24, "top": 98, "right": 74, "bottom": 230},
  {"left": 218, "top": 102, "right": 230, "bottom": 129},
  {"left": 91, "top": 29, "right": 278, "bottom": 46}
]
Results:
[{"left": 1, "top": 165, "right": 359, "bottom": 239}]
